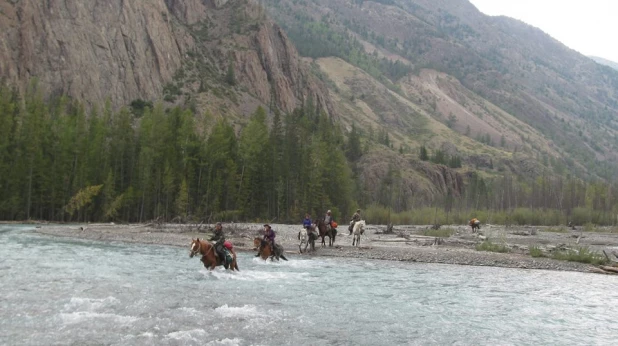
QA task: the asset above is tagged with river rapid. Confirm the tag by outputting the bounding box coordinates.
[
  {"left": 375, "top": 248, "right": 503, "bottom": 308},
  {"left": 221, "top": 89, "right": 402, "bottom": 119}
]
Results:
[{"left": 1, "top": 225, "right": 617, "bottom": 345}]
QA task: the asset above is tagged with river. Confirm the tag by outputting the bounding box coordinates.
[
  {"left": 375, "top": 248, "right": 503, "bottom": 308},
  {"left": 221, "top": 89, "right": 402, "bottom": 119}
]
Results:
[{"left": 1, "top": 225, "right": 617, "bottom": 345}]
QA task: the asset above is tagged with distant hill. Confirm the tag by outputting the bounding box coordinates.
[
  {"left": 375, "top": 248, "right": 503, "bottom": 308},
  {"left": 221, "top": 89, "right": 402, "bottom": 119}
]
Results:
[
  {"left": 264, "top": 0, "right": 618, "bottom": 184},
  {"left": 590, "top": 56, "right": 618, "bottom": 71}
]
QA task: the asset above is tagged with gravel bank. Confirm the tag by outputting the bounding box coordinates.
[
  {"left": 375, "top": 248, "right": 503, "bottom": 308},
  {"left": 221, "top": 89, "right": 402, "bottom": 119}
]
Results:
[{"left": 30, "top": 222, "right": 618, "bottom": 273}]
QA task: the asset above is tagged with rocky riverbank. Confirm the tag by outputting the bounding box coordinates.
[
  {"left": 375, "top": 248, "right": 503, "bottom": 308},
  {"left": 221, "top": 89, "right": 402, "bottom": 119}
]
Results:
[{"left": 30, "top": 222, "right": 618, "bottom": 273}]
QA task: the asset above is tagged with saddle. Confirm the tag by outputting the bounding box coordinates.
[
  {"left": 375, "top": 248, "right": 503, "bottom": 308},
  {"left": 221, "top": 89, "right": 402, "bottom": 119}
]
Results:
[{"left": 214, "top": 242, "right": 233, "bottom": 265}]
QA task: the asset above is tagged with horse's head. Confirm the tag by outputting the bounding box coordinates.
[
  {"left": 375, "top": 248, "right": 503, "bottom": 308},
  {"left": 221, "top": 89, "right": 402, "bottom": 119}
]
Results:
[
  {"left": 189, "top": 238, "right": 202, "bottom": 258},
  {"left": 253, "top": 237, "right": 261, "bottom": 249},
  {"left": 354, "top": 220, "right": 366, "bottom": 233}
]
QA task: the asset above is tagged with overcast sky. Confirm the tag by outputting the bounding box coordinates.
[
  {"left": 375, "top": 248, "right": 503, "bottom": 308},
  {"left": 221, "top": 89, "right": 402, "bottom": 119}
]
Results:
[{"left": 468, "top": 0, "right": 618, "bottom": 63}]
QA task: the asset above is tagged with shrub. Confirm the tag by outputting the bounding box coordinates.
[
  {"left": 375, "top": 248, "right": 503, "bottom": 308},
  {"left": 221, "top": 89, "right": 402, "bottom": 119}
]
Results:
[
  {"left": 529, "top": 246, "right": 545, "bottom": 257},
  {"left": 476, "top": 240, "right": 510, "bottom": 253},
  {"left": 423, "top": 227, "right": 456, "bottom": 237},
  {"left": 551, "top": 247, "right": 607, "bottom": 265}
]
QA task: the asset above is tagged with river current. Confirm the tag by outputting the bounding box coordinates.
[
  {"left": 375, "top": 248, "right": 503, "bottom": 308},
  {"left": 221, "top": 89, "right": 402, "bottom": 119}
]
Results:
[{"left": 1, "top": 225, "right": 617, "bottom": 345}]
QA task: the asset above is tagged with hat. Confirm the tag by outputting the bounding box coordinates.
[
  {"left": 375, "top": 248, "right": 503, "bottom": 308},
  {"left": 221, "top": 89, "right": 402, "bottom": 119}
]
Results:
[
  {"left": 215, "top": 222, "right": 222, "bottom": 226},
  {"left": 356, "top": 209, "right": 361, "bottom": 212},
  {"left": 327, "top": 210, "right": 331, "bottom": 213},
  {"left": 263, "top": 224, "right": 270, "bottom": 228}
]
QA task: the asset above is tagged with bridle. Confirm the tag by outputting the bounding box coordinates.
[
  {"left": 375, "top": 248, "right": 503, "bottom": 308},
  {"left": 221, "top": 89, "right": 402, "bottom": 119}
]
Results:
[
  {"left": 191, "top": 240, "right": 215, "bottom": 258},
  {"left": 190, "top": 240, "right": 201, "bottom": 257}
]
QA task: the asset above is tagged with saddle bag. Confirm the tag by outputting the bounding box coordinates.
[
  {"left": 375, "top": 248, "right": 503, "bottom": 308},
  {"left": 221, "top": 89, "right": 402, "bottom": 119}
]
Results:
[{"left": 224, "top": 250, "right": 233, "bottom": 264}]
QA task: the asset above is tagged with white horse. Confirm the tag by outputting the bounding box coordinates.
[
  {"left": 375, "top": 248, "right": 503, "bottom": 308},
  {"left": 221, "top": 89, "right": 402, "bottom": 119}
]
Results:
[
  {"left": 352, "top": 220, "right": 365, "bottom": 247},
  {"left": 298, "top": 226, "right": 316, "bottom": 253}
]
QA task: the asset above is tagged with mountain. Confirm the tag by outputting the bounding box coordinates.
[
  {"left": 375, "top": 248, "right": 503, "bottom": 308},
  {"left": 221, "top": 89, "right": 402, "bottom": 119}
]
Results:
[
  {"left": 1, "top": 0, "right": 618, "bottom": 222},
  {"left": 263, "top": 0, "right": 618, "bottom": 183},
  {"left": 0, "top": 0, "right": 332, "bottom": 116},
  {"left": 590, "top": 56, "right": 618, "bottom": 71}
]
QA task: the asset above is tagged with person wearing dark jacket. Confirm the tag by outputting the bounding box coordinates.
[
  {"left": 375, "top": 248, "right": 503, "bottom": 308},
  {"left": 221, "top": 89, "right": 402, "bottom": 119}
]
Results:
[
  {"left": 350, "top": 209, "right": 361, "bottom": 235},
  {"left": 256, "top": 224, "right": 277, "bottom": 257},
  {"left": 209, "top": 222, "right": 227, "bottom": 263}
]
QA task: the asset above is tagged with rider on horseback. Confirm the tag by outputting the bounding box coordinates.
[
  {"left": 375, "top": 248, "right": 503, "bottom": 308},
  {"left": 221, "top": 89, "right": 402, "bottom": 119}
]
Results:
[
  {"left": 324, "top": 210, "right": 334, "bottom": 232},
  {"left": 350, "top": 209, "right": 361, "bottom": 235},
  {"left": 256, "top": 224, "right": 277, "bottom": 257},
  {"left": 209, "top": 222, "right": 227, "bottom": 263},
  {"left": 303, "top": 213, "right": 315, "bottom": 239}
]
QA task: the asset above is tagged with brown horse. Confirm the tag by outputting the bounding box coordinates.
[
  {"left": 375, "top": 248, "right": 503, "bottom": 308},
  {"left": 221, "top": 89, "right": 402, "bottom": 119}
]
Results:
[
  {"left": 469, "top": 219, "right": 481, "bottom": 233},
  {"left": 190, "top": 238, "right": 239, "bottom": 271},
  {"left": 315, "top": 219, "right": 336, "bottom": 247},
  {"left": 253, "top": 238, "right": 288, "bottom": 261}
]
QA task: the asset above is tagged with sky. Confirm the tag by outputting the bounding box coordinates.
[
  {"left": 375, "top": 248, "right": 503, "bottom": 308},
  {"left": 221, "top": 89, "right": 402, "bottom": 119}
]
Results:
[{"left": 468, "top": 0, "right": 618, "bottom": 63}]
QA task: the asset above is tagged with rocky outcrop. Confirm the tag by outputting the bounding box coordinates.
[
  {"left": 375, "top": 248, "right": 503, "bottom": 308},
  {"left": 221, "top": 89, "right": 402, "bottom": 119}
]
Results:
[
  {"left": 0, "top": 0, "right": 195, "bottom": 107},
  {"left": 230, "top": 23, "right": 332, "bottom": 114},
  {"left": 412, "top": 161, "right": 464, "bottom": 197},
  {"left": 0, "top": 0, "right": 333, "bottom": 114}
]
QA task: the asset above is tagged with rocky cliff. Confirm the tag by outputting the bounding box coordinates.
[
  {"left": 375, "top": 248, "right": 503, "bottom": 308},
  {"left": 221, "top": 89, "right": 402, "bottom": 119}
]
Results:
[{"left": 0, "top": 0, "right": 332, "bottom": 114}]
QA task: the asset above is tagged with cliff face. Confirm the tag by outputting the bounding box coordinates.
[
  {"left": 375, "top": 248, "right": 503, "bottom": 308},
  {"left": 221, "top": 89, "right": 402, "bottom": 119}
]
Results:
[
  {"left": 0, "top": 0, "right": 332, "bottom": 114},
  {"left": 0, "top": 0, "right": 188, "bottom": 107}
]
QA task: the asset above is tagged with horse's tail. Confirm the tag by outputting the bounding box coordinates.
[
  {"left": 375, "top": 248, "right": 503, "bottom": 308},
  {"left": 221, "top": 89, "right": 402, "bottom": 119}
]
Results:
[
  {"left": 234, "top": 261, "right": 239, "bottom": 271},
  {"left": 280, "top": 253, "right": 288, "bottom": 261}
]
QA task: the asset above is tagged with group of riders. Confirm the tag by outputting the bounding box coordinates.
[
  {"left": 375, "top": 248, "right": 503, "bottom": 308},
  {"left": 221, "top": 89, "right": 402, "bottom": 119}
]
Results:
[
  {"left": 207, "top": 209, "right": 364, "bottom": 261},
  {"left": 303, "top": 208, "right": 363, "bottom": 239},
  {"left": 207, "top": 212, "right": 481, "bottom": 262}
]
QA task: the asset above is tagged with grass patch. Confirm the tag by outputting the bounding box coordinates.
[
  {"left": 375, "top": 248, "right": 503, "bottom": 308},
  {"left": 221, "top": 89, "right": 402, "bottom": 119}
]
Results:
[
  {"left": 529, "top": 246, "right": 545, "bottom": 258},
  {"left": 583, "top": 223, "right": 597, "bottom": 232},
  {"left": 545, "top": 226, "right": 567, "bottom": 233},
  {"left": 476, "top": 240, "right": 510, "bottom": 253},
  {"left": 551, "top": 247, "right": 607, "bottom": 265},
  {"left": 423, "top": 227, "right": 456, "bottom": 237}
]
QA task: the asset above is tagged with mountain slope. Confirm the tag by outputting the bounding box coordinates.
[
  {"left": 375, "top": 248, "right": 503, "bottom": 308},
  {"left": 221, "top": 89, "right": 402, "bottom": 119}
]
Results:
[
  {"left": 263, "top": 0, "right": 618, "bottom": 181},
  {"left": 590, "top": 56, "right": 618, "bottom": 71}
]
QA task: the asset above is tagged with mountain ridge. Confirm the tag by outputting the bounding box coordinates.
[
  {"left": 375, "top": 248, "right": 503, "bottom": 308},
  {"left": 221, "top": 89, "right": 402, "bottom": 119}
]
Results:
[
  {"left": 1, "top": 0, "right": 618, "bottom": 216},
  {"left": 263, "top": 0, "right": 618, "bottom": 182},
  {"left": 590, "top": 56, "right": 618, "bottom": 71}
]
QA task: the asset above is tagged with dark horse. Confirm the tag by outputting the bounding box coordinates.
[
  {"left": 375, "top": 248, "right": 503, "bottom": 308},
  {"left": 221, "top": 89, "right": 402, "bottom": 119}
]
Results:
[
  {"left": 315, "top": 219, "right": 336, "bottom": 247},
  {"left": 190, "top": 238, "right": 239, "bottom": 271},
  {"left": 253, "top": 238, "right": 288, "bottom": 261}
]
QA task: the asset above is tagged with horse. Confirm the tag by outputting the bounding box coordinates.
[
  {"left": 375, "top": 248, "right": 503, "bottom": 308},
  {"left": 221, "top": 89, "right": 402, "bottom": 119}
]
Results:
[
  {"left": 352, "top": 220, "right": 366, "bottom": 247},
  {"left": 253, "top": 237, "right": 288, "bottom": 261},
  {"left": 189, "top": 238, "right": 239, "bottom": 271},
  {"left": 315, "top": 219, "right": 336, "bottom": 247},
  {"left": 298, "top": 227, "right": 316, "bottom": 253},
  {"left": 469, "top": 219, "right": 481, "bottom": 233}
]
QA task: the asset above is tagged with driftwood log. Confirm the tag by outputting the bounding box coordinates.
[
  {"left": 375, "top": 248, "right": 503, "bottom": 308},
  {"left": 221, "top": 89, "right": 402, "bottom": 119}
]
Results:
[{"left": 599, "top": 265, "right": 618, "bottom": 274}]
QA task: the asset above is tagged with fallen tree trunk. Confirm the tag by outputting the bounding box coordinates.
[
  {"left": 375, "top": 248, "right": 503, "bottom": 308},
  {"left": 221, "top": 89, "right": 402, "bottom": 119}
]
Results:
[{"left": 599, "top": 265, "right": 618, "bottom": 274}]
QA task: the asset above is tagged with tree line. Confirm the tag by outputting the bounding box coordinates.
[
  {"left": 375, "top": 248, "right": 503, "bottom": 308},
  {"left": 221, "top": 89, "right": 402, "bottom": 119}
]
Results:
[
  {"left": 2, "top": 83, "right": 618, "bottom": 225},
  {"left": 0, "top": 84, "right": 355, "bottom": 223}
]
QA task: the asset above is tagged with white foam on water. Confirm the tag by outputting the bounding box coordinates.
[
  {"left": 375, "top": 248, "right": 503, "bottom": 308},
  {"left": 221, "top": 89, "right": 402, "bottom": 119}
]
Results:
[
  {"left": 59, "top": 311, "right": 138, "bottom": 325},
  {"left": 165, "top": 329, "right": 208, "bottom": 342},
  {"left": 63, "top": 296, "right": 119, "bottom": 312},
  {"left": 205, "top": 338, "right": 243, "bottom": 345},
  {"left": 215, "top": 304, "right": 263, "bottom": 318},
  {"left": 139, "top": 332, "right": 155, "bottom": 338},
  {"left": 178, "top": 306, "right": 202, "bottom": 317},
  {"left": 251, "top": 257, "right": 321, "bottom": 269},
  {"left": 206, "top": 269, "right": 309, "bottom": 282}
]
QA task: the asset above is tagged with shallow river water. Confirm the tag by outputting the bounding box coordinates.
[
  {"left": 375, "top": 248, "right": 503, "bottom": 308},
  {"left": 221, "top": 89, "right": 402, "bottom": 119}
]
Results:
[{"left": 1, "top": 225, "right": 618, "bottom": 345}]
